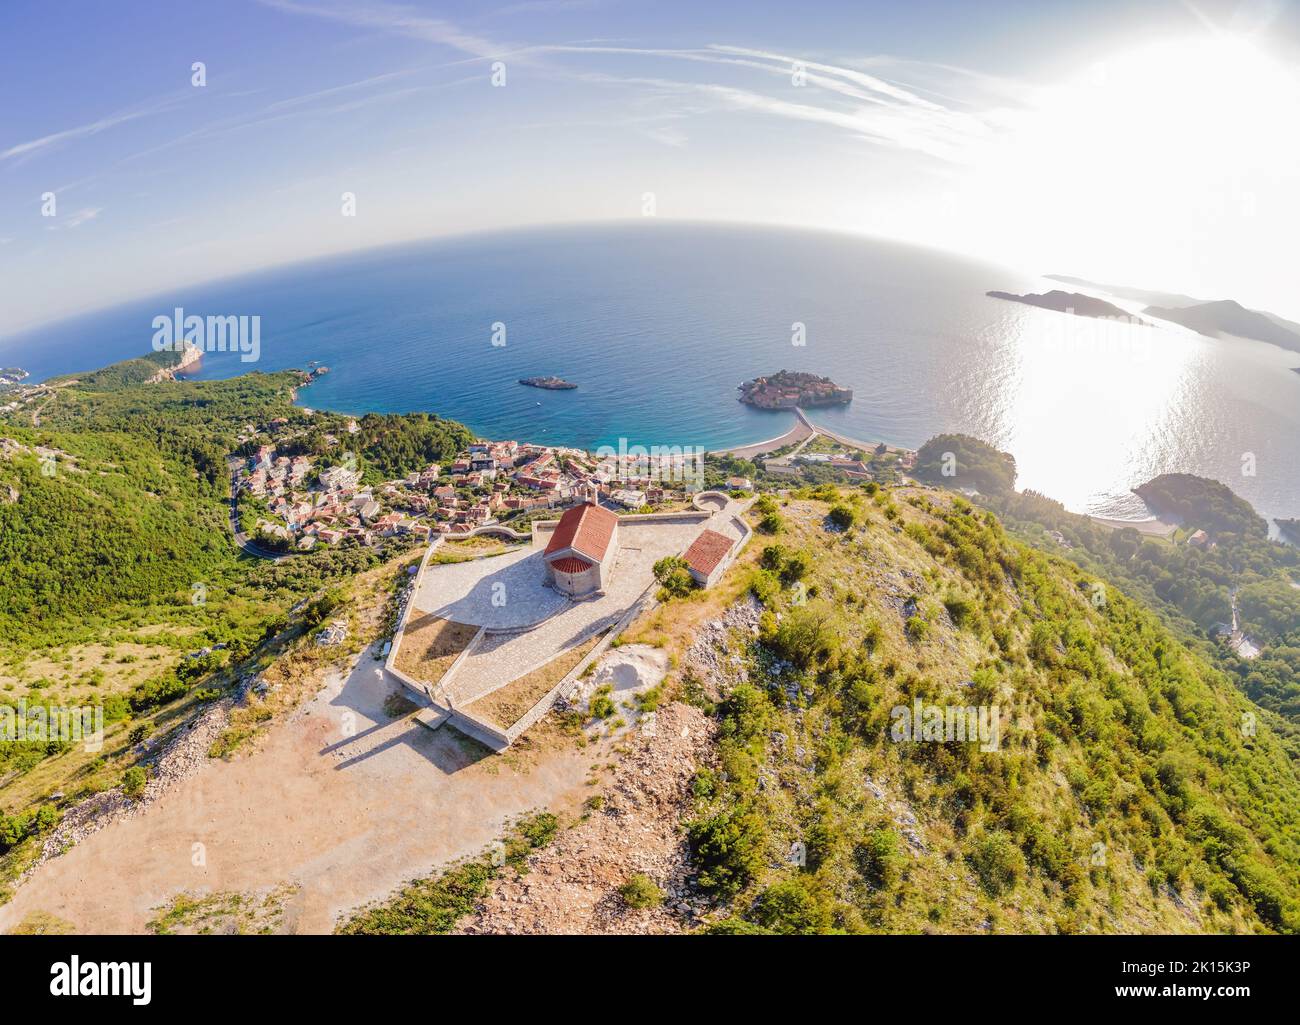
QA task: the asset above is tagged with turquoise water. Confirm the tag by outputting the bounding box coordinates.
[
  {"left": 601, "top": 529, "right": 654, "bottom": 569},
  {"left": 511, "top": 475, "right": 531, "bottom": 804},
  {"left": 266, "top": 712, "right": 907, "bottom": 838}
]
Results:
[{"left": 4, "top": 222, "right": 1298, "bottom": 523}]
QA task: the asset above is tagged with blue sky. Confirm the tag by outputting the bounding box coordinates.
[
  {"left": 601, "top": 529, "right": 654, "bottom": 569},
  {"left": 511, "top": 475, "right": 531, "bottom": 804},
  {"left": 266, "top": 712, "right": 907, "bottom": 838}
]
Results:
[{"left": 2, "top": 0, "right": 1298, "bottom": 336}]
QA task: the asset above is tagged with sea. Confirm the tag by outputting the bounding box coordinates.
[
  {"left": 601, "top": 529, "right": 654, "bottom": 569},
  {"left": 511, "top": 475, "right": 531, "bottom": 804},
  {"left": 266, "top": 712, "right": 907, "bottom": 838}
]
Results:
[{"left": 3, "top": 222, "right": 1298, "bottom": 526}]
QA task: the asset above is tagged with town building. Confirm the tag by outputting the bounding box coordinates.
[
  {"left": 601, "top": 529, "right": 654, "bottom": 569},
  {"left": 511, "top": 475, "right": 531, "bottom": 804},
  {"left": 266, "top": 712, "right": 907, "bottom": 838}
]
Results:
[{"left": 682, "top": 528, "right": 736, "bottom": 588}]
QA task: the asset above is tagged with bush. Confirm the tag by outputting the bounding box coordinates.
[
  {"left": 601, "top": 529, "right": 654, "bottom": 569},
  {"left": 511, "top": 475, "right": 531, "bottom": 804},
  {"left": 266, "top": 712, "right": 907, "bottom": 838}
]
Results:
[
  {"left": 965, "top": 830, "right": 1025, "bottom": 895},
  {"left": 855, "top": 828, "right": 903, "bottom": 889},
  {"left": 758, "top": 512, "right": 784, "bottom": 535},
  {"left": 778, "top": 550, "right": 812, "bottom": 586},
  {"left": 827, "top": 504, "right": 856, "bottom": 530},
  {"left": 122, "top": 765, "right": 148, "bottom": 799},
  {"left": 749, "top": 878, "right": 833, "bottom": 934},
  {"left": 589, "top": 685, "right": 616, "bottom": 719},
  {"left": 688, "top": 805, "right": 767, "bottom": 896},
  {"left": 618, "top": 873, "right": 664, "bottom": 909},
  {"left": 652, "top": 556, "right": 695, "bottom": 599},
  {"left": 771, "top": 602, "right": 843, "bottom": 669},
  {"left": 719, "top": 683, "right": 772, "bottom": 743},
  {"left": 760, "top": 544, "right": 788, "bottom": 571}
]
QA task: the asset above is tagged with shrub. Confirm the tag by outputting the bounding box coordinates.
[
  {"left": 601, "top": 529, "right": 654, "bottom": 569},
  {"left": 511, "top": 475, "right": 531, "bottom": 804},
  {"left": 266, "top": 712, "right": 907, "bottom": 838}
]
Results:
[
  {"left": 719, "top": 683, "right": 772, "bottom": 743},
  {"left": 618, "top": 873, "right": 664, "bottom": 910},
  {"left": 778, "top": 550, "right": 812, "bottom": 586},
  {"left": 758, "top": 511, "right": 784, "bottom": 535},
  {"left": 749, "top": 878, "right": 833, "bottom": 934},
  {"left": 965, "top": 830, "right": 1025, "bottom": 895},
  {"left": 589, "top": 685, "right": 616, "bottom": 719},
  {"left": 827, "top": 504, "right": 856, "bottom": 530},
  {"left": 122, "top": 765, "right": 148, "bottom": 799},
  {"left": 760, "top": 544, "right": 788, "bottom": 571},
  {"left": 653, "top": 555, "right": 695, "bottom": 599},
  {"left": 771, "top": 602, "right": 843, "bottom": 669},
  {"left": 688, "top": 805, "right": 767, "bottom": 896},
  {"left": 855, "top": 828, "right": 904, "bottom": 889}
]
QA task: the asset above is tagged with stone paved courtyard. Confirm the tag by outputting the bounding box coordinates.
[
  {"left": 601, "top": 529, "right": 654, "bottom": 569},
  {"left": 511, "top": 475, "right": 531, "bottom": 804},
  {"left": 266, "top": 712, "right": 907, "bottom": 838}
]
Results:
[{"left": 406, "top": 507, "right": 746, "bottom": 708}]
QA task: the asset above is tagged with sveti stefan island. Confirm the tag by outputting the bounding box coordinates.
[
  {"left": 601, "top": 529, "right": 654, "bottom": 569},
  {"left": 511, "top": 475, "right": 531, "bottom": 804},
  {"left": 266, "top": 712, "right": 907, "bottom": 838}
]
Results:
[{"left": 0, "top": 0, "right": 1298, "bottom": 1006}]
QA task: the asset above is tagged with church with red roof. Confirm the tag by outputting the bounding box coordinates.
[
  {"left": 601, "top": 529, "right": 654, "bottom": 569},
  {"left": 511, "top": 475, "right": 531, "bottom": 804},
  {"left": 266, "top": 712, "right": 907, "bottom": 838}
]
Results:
[{"left": 543, "top": 502, "right": 620, "bottom": 597}]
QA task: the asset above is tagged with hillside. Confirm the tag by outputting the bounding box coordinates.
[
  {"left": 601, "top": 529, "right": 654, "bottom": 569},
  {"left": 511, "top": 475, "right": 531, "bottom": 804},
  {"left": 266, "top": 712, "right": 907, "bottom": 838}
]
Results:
[
  {"left": 1143, "top": 299, "right": 1300, "bottom": 352},
  {"left": 355, "top": 482, "right": 1300, "bottom": 935},
  {"left": 1134, "top": 473, "right": 1268, "bottom": 538},
  {"left": 912, "top": 433, "right": 1017, "bottom": 495},
  {"left": 987, "top": 289, "right": 1139, "bottom": 322},
  {"left": 0, "top": 355, "right": 472, "bottom": 889},
  {"left": 628, "top": 487, "right": 1300, "bottom": 933}
]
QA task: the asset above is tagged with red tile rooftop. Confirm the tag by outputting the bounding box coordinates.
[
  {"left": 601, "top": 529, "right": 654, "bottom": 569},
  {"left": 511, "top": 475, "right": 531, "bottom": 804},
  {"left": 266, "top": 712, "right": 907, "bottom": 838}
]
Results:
[
  {"left": 549, "top": 555, "right": 595, "bottom": 574},
  {"left": 683, "top": 528, "right": 734, "bottom": 576},
  {"left": 544, "top": 502, "right": 618, "bottom": 562}
]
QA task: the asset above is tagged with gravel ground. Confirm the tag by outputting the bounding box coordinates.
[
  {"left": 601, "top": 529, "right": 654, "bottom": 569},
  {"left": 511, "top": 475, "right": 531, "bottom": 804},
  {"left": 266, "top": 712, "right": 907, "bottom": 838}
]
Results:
[{"left": 458, "top": 701, "right": 717, "bottom": 935}]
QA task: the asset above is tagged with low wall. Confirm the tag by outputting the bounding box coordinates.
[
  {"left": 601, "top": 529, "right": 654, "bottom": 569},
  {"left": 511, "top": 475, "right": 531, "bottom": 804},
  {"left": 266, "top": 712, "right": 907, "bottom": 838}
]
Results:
[{"left": 384, "top": 535, "right": 444, "bottom": 686}]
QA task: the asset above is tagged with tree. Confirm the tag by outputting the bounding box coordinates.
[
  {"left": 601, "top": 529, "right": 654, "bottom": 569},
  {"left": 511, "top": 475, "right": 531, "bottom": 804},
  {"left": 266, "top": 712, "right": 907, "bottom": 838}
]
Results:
[{"left": 653, "top": 555, "right": 695, "bottom": 598}]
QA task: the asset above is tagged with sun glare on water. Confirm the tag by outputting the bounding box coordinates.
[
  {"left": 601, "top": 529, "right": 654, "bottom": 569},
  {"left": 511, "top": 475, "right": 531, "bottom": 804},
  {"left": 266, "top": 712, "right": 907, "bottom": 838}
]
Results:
[{"left": 959, "top": 33, "right": 1300, "bottom": 310}]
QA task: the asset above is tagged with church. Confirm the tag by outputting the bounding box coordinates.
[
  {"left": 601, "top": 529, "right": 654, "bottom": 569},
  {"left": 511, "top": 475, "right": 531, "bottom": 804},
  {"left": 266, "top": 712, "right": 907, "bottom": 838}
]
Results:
[{"left": 543, "top": 502, "right": 620, "bottom": 597}]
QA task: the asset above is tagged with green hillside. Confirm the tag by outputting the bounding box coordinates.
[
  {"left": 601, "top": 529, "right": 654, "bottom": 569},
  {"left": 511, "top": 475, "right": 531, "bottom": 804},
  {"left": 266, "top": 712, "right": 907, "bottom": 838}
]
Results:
[{"left": 648, "top": 487, "right": 1300, "bottom": 933}]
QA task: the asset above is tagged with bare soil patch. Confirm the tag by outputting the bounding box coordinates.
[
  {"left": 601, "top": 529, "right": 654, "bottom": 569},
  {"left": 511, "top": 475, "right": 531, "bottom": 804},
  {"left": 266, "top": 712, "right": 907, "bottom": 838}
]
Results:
[{"left": 393, "top": 613, "right": 478, "bottom": 686}]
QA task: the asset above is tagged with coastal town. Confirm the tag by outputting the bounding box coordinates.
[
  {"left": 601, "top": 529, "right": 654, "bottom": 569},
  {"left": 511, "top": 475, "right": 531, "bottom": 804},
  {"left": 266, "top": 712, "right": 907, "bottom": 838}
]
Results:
[
  {"left": 233, "top": 390, "right": 931, "bottom": 556},
  {"left": 237, "top": 424, "right": 715, "bottom": 553}
]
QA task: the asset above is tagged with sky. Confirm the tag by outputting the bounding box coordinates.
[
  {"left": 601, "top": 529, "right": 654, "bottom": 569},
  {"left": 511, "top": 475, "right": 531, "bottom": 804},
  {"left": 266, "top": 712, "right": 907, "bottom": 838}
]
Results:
[{"left": 2, "top": 0, "right": 1299, "bottom": 338}]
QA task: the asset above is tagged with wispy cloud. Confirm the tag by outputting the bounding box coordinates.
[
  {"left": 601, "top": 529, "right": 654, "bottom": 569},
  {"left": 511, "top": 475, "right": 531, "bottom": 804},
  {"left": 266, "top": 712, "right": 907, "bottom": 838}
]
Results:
[
  {"left": 532, "top": 44, "right": 1020, "bottom": 164},
  {"left": 46, "top": 207, "right": 103, "bottom": 230},
  {"left": 255, "top": 0, "right": 509, "bottom": 59},
  {"left": 0, "top": 95, "right": 184, "bottom": 165}
]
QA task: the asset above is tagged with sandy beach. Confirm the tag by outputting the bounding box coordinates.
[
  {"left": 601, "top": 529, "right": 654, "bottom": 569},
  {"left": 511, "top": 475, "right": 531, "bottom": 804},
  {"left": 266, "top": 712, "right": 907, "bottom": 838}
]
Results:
[
  {"left": 709, "top": 408, "right": 915, "bottom": 461},
  {"left": 710, "top": 415, "right": 813, "bottom": 459},
  {"left": 1086, "top": 515, "right": 1179, "bottom": 538}
]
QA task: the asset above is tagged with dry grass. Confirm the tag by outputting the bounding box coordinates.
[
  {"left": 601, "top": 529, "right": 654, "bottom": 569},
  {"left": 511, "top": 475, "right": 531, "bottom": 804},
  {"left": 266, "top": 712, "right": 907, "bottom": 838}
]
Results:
[
  {"left": 393, "top": 613, "right": 479, "bottom": 686},
  {"left": 431, "top": 537, "right": 524, "bottom": 564},
  {"left": 0, "top": 639, "right": 184, "bottom": 705},
  {"left": 466, "top": 633, "right": 603, "bottom": 730}
]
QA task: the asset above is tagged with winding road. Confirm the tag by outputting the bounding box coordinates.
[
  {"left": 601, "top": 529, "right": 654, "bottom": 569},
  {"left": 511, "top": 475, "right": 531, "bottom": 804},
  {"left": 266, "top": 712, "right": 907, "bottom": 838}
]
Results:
[{"left": 227, "top": 456, "right": 293, "bottom": 561}]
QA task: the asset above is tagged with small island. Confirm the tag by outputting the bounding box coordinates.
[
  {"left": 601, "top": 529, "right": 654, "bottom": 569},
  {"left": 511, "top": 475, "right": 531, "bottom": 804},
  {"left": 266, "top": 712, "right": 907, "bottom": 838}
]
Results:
[
  {"left": 1275, "top": 518, "right": 1300, "bottom": 543},
  {"left": 519, "top": 375, "right": 577, "bottom": 390},
  {"left": 0, "top": 367, "right": 29, "bottom": 387},
  {"left": 987, "top": 289, "right": 1146, "bottom": 323},
  {"left": 739, "top": 370, "right": 852, "bottom": 409}
]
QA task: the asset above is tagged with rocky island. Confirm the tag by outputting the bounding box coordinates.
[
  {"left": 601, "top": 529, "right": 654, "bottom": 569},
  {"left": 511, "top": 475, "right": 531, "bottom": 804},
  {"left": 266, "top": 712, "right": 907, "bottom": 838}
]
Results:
[
  {"left": 987, "top": 289, "right": 1146, "bottom": 323},
  {"left": 738, "top": 370, "right": 852, "bottom": 409},
  {"left": 1142, "top": 299, "right": 1300, "bottom": 352},
  {"left": 519, "top": 375, "right": 577, "bottom": 390}
]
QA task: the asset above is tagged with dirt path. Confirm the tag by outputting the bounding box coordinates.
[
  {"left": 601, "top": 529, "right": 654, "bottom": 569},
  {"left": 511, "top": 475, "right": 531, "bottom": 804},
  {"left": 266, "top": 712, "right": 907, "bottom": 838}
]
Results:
[{"left": 0, "top": 650, "right": 599, "bottom": 934}]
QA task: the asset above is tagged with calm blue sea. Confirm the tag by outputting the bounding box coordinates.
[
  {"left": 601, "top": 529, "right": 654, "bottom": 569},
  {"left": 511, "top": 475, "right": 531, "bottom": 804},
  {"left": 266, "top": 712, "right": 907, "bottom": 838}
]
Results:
[{"left": 3, "top": 222, "right": 1298, "bottom": 524}]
